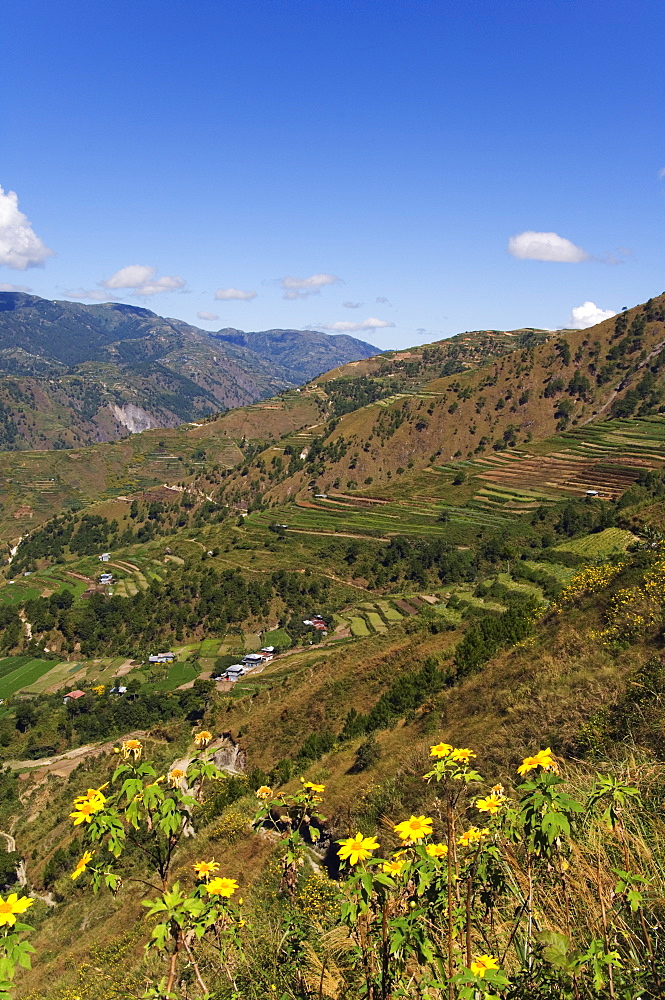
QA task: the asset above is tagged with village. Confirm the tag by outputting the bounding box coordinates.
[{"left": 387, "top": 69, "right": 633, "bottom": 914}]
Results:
[{"left": 66, "top": 560, "right": 332, "bottom": 697}]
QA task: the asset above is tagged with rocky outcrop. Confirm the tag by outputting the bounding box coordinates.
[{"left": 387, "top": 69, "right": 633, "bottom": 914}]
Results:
[{"left": 110, "top": 403, "right": 161, "bottom": 434}]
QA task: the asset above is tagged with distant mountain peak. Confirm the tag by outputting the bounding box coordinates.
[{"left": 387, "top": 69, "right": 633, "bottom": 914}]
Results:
[{"left": 0, "top": 292, "right": 381, "bottom": 450}]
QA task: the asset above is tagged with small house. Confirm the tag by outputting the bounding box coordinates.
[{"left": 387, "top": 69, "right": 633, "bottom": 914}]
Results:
[
  {"left": 110, "top": 685, "right": 128, "bottom": 695},
  {"left": 64, "top": 689, "right": 86, "bottom": 704},
  {"left": 99, "top": 572, "right": 113, "bottom": 585},
  {"left": 242, "top": 653, "right": 265, "bottom": 668},
  {"left": 99, "top": 553, "right": 111, "bottom": 562},
  {"left": 225, "top": 664, "right": 247, "bottom": 682},
  {"left": 148, "top": 652, "right": 176, "bottom": 664}
]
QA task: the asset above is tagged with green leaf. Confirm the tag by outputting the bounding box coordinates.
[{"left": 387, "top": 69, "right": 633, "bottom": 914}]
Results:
[{"left": 150, "top": 922, "right": 170, "bottom": 950}]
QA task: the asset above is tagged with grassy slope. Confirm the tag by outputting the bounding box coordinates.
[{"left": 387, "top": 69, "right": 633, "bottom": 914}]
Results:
[
  {"left": 13, "top": 559, "right": 655, "bottom": 996},
  {"left": 0, "top": 392, "right": 322, "bottom": 542}
]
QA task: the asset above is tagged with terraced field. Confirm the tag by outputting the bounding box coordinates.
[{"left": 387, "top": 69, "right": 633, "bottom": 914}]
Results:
[
  {"left": 476, "top": 418, "right": 665, "bottom": 499},
  {"left": 0, "top": 656, "right": 62, "bottom": 699},
  {"left": 555, "top": 526, "right": 638, "bottom": 557},
  {"left": 251, "top": 418, "right": 665, "bottom": 547}
]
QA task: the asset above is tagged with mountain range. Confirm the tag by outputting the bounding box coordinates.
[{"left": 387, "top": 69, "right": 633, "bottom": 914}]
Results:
[{"left": 0, "top": 292, "right": 379, "bottom": 449}]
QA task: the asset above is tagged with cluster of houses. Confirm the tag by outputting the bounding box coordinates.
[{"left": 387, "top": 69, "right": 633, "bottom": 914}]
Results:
[
  {"left": 303, "top": 615, "right": 328, "bottom": 635},
  {"left": 216, "top": 646, "right": 276, "bottom": 683},
  {"left": 96, "top": 554, "right": 114, "bottom": 587}
]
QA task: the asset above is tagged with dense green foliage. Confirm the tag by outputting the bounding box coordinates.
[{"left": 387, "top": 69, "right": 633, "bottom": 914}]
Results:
[{"left": 25, "top": 565, "right": 330, "bottom": 655}]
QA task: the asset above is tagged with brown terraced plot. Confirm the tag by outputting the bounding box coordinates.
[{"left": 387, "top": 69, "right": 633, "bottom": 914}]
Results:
[{"left": 476, "top": 453, "right": 659, "bottom": 499}]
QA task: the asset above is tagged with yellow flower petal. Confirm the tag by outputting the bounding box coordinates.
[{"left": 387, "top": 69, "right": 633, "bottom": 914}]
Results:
[
  {"left": 393, "top": 815, "right": 433, "bottom": 841},
  {"left": 205, "top": 877, "right": 238, "bottom": 897},
  {"left": 337, "top": 833, "right": 380, "bottom": 865}
]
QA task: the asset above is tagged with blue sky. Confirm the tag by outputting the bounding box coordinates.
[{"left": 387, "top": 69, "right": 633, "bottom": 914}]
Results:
[{"left": 2, "top": 0, "right": 664, "bottom": 349}]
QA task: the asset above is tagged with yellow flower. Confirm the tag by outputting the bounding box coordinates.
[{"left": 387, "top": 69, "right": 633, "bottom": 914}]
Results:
[
  {"left": 458, "top": 827, "right": 489, "bottom": 848},
  {"left": 381, "top": 859, "right": 405, "bottom": 875},
  {"left": 470, "top": 954, "right": 500, "bottom": 978},
  {"left": 71, "top": 850, "right": 94, "bottom": 880},
  {"left": 303, "top": 781, "right": 325, "bottom": 793},
  {"left": 476, "top": 792, "right": 505, "bottom": 815},
  {"left": 193, "top": 859, "right": 220, "bottom": 880},
  {"left": 194, "top": 730, "right": 212, "bottom": 747},
  {"left": 429, "top": 742, "right": 453, "bottom": 758},
  {"left": 450, "top": 748, "right": 476, "bottom": 763},
  {"left": 394, "top": 815, "right": 433, "bottom": 841},
  {"left": 121, "top": 739, "right": 143, "bottom": 760},
  {"left": 168, "top": 768, "right": 185, "bottom": 787},
  {"left": 491, "top": 783, "right": 505, "bottom": 797},
  {"left": 205, "top": 876, "right": 239, "bottom": 898},
  {"left": 517, "top": 747, "right": 558, "bottom": 777},
  {"left": 69, "top": 797, "right": 105, "bottom": 825},
  {"left": 0, "top": 893, "right": 34, "bottom": 926},
  {"left": 256, "top": 785, "right": 272, "bottom": 799},
  {"left": 73, "top": 785, "right": 107, "bottom": 808},
  {"left": 92, "top": 684, "right": 105, "bottom": 695},
  {"left": 425, "top": 842, "right": 449, "bottom": 858},
  {"left": 337, "top": 833, "right": 380, "bottom": 865}
]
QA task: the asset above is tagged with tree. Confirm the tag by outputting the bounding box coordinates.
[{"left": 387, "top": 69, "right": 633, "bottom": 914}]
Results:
[{"left": 352, "top": 733, "right": 382, "bottom": 772}]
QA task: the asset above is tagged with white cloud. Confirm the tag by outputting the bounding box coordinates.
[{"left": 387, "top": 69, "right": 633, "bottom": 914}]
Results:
[
  {"left": 567, "top": 301, "right": 616, "bottom": 329},
  {"left": 100, "top": 264, "right": 186, "bottom": 297},
  {"left": 0, "top": 186, "right": 54, "bottom": 270},
  {"left": 508, "top": 231, "right": 589, "bottom": 263},
  {"left": 376, "top": 296, "right": 390, "bottom": 304},
  {"left": 0, "top": 282, "right": 32, "bottom": 292},
  {"left": 342, "top": 301, "right": 363, "bottom": 309},
  {"left": 197, "top": 311, "right": 219, "bottom": 321},
  {"left": 64, "top": 288, "right": 116, "bottom": 301},
  {"left": 281, "top": 273, "right": 340, "bottom": 299},
  {"left": 214, "top": 287, "right": 257, "bottom": 301},
  {"left": 318, "top": 316, "right": 395, "bottom": 333},
  {"left": 659, "top": 167, "right": 665, "bottom": 179}
]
